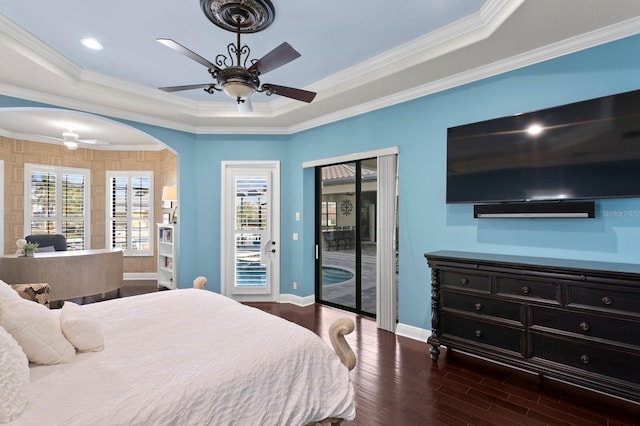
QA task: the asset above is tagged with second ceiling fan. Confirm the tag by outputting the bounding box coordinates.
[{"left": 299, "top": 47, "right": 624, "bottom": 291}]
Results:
[{"left": 158, "top": 0, "right": 316, "bottom": 111}]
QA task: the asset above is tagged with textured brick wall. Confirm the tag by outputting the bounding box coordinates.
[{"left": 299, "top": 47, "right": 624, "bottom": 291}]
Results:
[{"left": 1, "top": 136, "right": 176, "bottom": 274}]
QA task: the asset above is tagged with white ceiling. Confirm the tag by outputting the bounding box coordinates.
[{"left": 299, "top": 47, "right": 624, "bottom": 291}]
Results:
[{"left": 2, "top": 0, "right": 640, "bottom": 150}]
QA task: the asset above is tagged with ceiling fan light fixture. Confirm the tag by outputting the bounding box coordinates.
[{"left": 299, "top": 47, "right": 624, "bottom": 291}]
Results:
[
  {"left": 222, "top": 80, "right": 255, "bottom": 100},
  {"left": 62, "top": 131, "right": 79, "bottom": 141},
  {"left": 64, "top": 141, "right": 79, "bottom": 150}
]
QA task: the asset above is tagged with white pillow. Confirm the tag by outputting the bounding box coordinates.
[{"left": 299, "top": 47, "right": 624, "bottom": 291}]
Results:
[
  {"left": 60, "top": 301, "right": 104, "bottom": 352},
  {"left": 0, "top": 326, "right": 29, "bottom": 423},
  {"left": 0, "top": 297, "right": 75, "bottom": 365},
  {"left": 0, "top": 279, "right": 20, "bottom": 300}
]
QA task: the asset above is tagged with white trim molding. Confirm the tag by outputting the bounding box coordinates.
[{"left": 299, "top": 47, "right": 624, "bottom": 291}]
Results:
[
  {"left": 396, "top": 323, "right": 432, "bottom": 342},
  {"left": 123, "top": 273, "right": 157, "bottom": 281},
  {"left": 302, "top": 146, "right": 399, "bottom": 169},
  {"left": 279, "top": 293, "right": 315, "bottom": 307}
]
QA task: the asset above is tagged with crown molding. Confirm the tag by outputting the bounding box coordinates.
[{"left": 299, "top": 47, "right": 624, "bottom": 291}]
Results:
[
  {"left": 0, "top": 1, "right": 524, "bottom": 134},
  {"left": 0, "top": 14, "right": 81, "bottom": 83},
  {"left": 2, "top": 3, "right": 640, "bottom": 137},
  {"left": 0, "top": 123, "right": 164, "bottom": 151},
  {"left": 290, "top": 14, "right": 640, "bottom": 134}
]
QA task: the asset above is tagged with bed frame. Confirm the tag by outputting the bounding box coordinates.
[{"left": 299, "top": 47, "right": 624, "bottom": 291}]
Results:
[
  {"left": 10, "top": 283, "right": 358, "bottom": 425},
  {"left": 317, "top": 317, "right": 357, "bottom": 426}
]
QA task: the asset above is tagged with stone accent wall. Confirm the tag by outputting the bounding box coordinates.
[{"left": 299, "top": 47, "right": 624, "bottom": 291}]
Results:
[{"left": 0, "top": 136, "right": 176, "bottom": 274}]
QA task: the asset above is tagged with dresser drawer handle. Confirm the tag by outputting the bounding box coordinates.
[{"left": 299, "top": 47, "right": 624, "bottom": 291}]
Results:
[
  {"left": 474, "top": 330, "right": 482, "bottom": 338},
  {"left": 580, "top": 354, "right": 590, "bottom": 364},
  {"left": 460, "top": 277, "right": 469, "bottom": 285},
  {"left": 474, "top": 303, "right": 482, "bottom": 311},
  {"left": 601, "top": 296, "right": 612, "bottom": 305},
  {"left": 579, "top": 322, "right": 590, "bottom": 331},
  {"left": 521, "top": 286, "right": 530, "bottom": 294}
]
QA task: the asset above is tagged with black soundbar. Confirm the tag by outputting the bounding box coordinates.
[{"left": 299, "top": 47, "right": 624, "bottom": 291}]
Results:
[{"left": 474, "top": 201, "right": 595, "bottom": 219}]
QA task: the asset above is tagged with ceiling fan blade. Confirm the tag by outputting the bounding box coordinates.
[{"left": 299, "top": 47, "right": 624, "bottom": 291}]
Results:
[
  {"left": 39, "top": 135, "right": 64, "bottom": 143},
  {"left": 157, "top": 39, "right": 221, "bottom": 71},
  {"left": 262, "top": 84, "right": 316, "bottom": 103},
  {"left": 79, "top": 139, "right": 109, "bottom": 145},
  {"left": 159, "top": 84, "right": 213, "bottom": 92},
  {"left": 248, "top": 42, "right": 301, "bottom": 75}
]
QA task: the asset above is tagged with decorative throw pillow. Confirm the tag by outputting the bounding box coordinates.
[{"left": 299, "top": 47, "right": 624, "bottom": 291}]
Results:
[
  {"left": 0, "top": 297, "right": 75, "bottom": 365},
  {"left": 0, "top": 326, "right": 29, "bottom": 423},
  {"left": 60, "top": 301, "right": 104, "bottom": 352},
  {"left": 0, "top": 279, "right": 20, "bottom": 300},
  {"left": 8, "top": 283, "right": 50, "bottom": 308}
]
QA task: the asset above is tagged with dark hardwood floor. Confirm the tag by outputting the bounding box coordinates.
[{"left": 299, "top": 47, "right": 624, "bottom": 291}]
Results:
[{"left": 246, "top": 302, "right": 640, "bottom": 426}]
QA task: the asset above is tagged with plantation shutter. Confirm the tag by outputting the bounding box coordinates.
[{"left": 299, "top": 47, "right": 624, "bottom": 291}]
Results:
[
  {"left": 106, "top": 171, "right": 153, "bottom": 256},
  {"left": 25, "top": 164, "right": 90, "bottom": 250},
  {"left": 61, "top": 172, "right": 86, "bottom": 250},
  {"left": 30, "top": 170, "right": 57, "bottom": 234},
  {"left": 234, "top": 176, "right": 268, "bottom": 287},
  {"left": 111, "top": 176, "right": 128, "bottom": 250}
]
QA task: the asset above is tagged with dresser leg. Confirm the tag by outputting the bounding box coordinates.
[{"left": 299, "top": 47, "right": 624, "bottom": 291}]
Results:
[
  {"left": 538, "top": 373, "right": 545, "bottom": 388},
  {"left": 429, "top": 344, "right": 440, "bottom": 361}
]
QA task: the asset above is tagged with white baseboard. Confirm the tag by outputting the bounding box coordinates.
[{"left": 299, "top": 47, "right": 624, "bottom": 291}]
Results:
[
  {"left": 278, "top": 295, "right": 432, "bottom": 342},
  {"left": 395, "top": 323, "right": 431, "bottom": 342},
  {"left": 279, "top": 293, "right": 315, "bottom": 306},
  {"left": 123, "top": 272, "right": 156, "bottom": 281}
]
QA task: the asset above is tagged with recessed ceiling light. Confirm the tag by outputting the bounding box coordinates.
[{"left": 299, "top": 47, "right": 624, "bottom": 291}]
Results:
[{"left": 81, "top": 38, "right": 103, "bottom": 50}]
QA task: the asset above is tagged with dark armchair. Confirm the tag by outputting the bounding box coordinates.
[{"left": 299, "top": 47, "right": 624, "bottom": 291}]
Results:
[{"left": 25, "top": 234, "right": 68, "bottom": 251}]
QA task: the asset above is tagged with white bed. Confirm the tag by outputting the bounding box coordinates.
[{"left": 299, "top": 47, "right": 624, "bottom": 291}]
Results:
[{"left": 6, "top": 288, "right": 356, "bottom": 425}]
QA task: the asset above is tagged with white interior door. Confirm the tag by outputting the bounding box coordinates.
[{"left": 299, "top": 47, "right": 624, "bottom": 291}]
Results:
[{"left": 221, "top": 161, "right": 280, "bottom": 301}]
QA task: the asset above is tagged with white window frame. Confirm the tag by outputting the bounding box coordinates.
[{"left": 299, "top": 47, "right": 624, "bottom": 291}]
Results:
[
  {"left": 24, "top": 163, "right": 91, "bottom": 250},
  {"left": 321, "top": 200, "right": 337, "bottom": 227},
  {"left": 106, "top": 171, "right": 154, "bottom": 256}
]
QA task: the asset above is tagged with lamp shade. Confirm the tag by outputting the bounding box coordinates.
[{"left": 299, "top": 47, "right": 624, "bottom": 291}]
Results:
[
  {"left": 161, "top": 185, "right": 177, "bottom": 202},
  {"left": 222, "top": 81, "right": 255, "bottom": 99}
]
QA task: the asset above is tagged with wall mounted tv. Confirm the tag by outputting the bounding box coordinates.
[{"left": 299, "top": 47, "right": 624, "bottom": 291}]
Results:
[{"left": 446, "top": 89, "right": 640, "bottom": 205}]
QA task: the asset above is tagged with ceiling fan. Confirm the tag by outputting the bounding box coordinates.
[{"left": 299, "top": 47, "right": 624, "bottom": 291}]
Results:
[
  {"left": 157, "top": 0, "right": 316, "bottom": 111},
  {"left": 43, "top": 130, "right": 109, "bottom": 150}
]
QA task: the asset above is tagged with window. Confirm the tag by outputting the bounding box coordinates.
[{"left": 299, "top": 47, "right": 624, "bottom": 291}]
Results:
[
  {"left": 106, "top": 171, "right": 153, "bottom": 256},
  {"left": 24, "top": 164, "right": 90, "bottom": 250},
  {"left": 321, "top": 201, "right": 337, "bottom": 227}
]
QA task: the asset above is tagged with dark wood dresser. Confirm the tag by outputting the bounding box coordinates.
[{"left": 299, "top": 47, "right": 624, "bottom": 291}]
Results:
[{"left": 425, "top": 250, "right": 640, "bottom": 403}]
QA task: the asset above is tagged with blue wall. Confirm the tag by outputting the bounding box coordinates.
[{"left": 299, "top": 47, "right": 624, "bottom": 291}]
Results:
[
  {"left": 2, "top": 33, "right": 640, "bottom": 331},
  {"left": 289, "top": 33, "right": 640, "bottom": 328}
]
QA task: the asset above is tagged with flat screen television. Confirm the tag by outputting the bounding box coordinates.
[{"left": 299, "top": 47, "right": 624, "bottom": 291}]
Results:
[{"left": 446, "top": 89, "right": 640, "bottom": 204}]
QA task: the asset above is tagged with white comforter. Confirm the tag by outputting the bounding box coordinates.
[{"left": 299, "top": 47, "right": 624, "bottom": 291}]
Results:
[{"left": 13, "top": 289, "right": 356, "bottom": 425}]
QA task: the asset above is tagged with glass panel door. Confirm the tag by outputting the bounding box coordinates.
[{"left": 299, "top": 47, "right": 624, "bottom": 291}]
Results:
[
  {"left": 359, "top": 158, "right": 378, "bottom": 316},
  {"left": 316, "top": 159, "right": 377, "bottom": 317},
  {"left": 221, "top": 162, "right": 280, "bottom": 302}
]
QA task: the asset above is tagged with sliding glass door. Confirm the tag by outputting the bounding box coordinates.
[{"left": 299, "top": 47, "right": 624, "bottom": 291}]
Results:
[{"left": 315, "top": 159, "right": 377, "bottom": 317}]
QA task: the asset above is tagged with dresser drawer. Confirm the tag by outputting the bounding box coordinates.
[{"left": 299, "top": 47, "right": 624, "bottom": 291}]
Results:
[
  {"left": 495, "top": 276, "right": 559, "bottom": 303},
  {"left": 531, "top": 334, "right": 640, "bottom": 384},
  {"left": 530, "top": 306, "right": 640, "bottom": 348},
  {"left": 567, "top": 285, "right": 640, "bottom": 317},
  {"left": 442, "top": 290, "right": 523, "bottom": 322},
  {"left": 440, "top": 270, "right": 491, "bottom": 293},
  {"left": 441, "top": 313, "right": 523, "bottom": 354}
]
